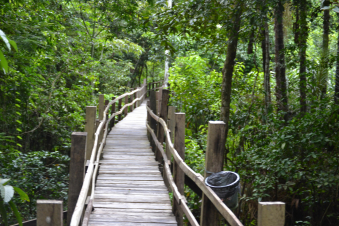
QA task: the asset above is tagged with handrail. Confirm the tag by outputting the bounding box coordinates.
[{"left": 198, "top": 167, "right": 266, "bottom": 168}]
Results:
[
  {"left": 146, "top": 106, "right": 243, "bottom": 226},
  {"left": 70, "top": 81, "right": 147, "bottom": 226},
  {"left": 146, "top": 124, "right": 199, "bottom": 226}
]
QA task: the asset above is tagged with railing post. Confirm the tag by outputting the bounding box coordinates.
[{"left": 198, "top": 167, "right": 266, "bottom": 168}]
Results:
[
  {"left": 200, "top": 121, "right": 226, "bottom": 226},
  {"left": 37, "top": 200, "right": 63, "bottom": 226},
  {"left": 99, "top": 94, "right": 104, "bottom": 121},
  {"left": 67, "top": 132, "right": 87, "bottom": 226},
  {"left": 150, "top": 91, "right": 157, "bottom": 153},
  {"left": 134, "top": 90, "right": 137, "bottom": 109},
  {"left": 173, "top": 113, "right": 185, "bottom": 226},
  {"left": 118, "top": 98, "right": 122, "bottom": 121},
  {"left": 110, "top": 97, "right": 116, "bottom": 130},
  {"left": 85, "top": 106, "right": 96, "bottom": 162},
  {"left": 156, "top": 89, "right": 169, "bottom": 161},
  {"left": 166, "top": 106, "right": 176, "bottom": 161},
  {"left": 98, "top": 94, "right": 105, "bottom": 144},
  {"left": 147, "top": 100, "right": 151, "bottom": 142},
  {"left": 131, "top": 90, "right": 134, "bottom": 111},
  {"left": 258, "top": 202, "right": 285, "bottom": 226},
  {"left": 124, "top": 95, "right": 128, "bottom": 116}
]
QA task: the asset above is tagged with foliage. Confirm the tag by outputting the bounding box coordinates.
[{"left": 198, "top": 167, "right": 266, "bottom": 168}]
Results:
[
  {"left": 169, "top": 54, "right": 222, "bottom": 132},
  {"left": 0, "top": 150, "right": 70, "bottom": 222},
  {"left": 0, "top": 178, "right": 29, "bottom": 226}
]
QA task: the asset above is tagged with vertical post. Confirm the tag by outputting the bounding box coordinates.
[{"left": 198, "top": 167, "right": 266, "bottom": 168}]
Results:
[
  {"left": 37, "top": 200, "right": 63, "bottom": 226},
  {"left": 172, "top": 113, "right": 185, "bottom": 226},
  {"left": 166, "top": 106, "right": 176, "bottom": 161},
  {"left": 118, "top": 99, "right": 122, "bottom": 121},
  {"left": 147, "top": 100, "right": 151, "bottom": 142},
  {"left": 134, "top": 91, "right": 137, "bottom": 109},
  {"left": 99, "top": 94, "right": 104, "bottom": 121},
  {"left": 131, "top": 90, "right": 134, "bottom": 111},
  {"left": 124, "top": 95, "right": 128, "bottom": 116},
  {"left": 110, "top": 97, "right": 116, "bottom": 130},
  {"left": 156, "top": 89, "right": 169, "bottom": 161},
  {"left": 67, "top": 132, "right": 87, "bottom": 226},
  {"left": 200, "top": 121, "right": 226, "bottom": 226},
  {"left": 137, "top": 89, "right": 141, "bottom": 107},
  {"left": 150, "top": 91, "right": 157, "bottom": 153},
  {"left": 85, "top": 106, "right": 96, "bottom": 162},
  {"left": 258, "top": 202, "right": 285, "bottom": 226},
  {"left": 98, "top": 95, "right": 104, "bottom": 146}
]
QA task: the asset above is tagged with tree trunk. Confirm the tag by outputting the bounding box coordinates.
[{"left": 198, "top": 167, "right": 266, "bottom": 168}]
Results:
[
  {"left": 299, "top": 0, "right": 308, "bottom": 114},
  {"left": 247, "top": 29, "right": 254, "bottom": 55},
  {"left": 264, "top": 21, "right": 271, "bottom": 115},
  {"left": 274, "top": 0, "right": 289, "bottom": 114},
  {"left": 220, "top": 5, "right": 242, "bottom": 140},
  {"left": 320, "top": 1, "right": 330, "bottom": 98},
  {"left": 335, "top": 13, "right": 339, "bottom": 104}
]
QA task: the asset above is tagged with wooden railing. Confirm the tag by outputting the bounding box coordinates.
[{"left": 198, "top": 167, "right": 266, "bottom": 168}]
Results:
[
  {"left": 146, "top": 88, "right": 286, "bottom": 226},
  {"left": 69, "top": 80, "right": 147, "bottom": 226}
]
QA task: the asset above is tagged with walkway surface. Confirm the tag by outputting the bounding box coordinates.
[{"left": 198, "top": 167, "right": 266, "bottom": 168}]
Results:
[{"left": 88, "top": 101, "right": 177, "bottom": 226}]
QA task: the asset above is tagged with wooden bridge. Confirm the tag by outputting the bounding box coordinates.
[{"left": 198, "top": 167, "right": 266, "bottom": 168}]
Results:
[{"left": 35, "top": 80, "right": 285, "bottom": 226}]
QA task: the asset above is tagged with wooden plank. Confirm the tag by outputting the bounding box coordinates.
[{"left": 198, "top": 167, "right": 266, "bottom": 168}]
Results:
[
  {"left": 92, "top": 208, "right": 173, "bottom": 214},
  {"left": 93, "top": 202, "right": 172, "bottom": 209},
  {"left": 89, "top": 214, "right": 176, "bottom": 223},
  {"left": 88, "top": 222, "right": 176, "bottom": 226},
  {"left": 94, "top": 189, "right": 169, "bottom": 194}
]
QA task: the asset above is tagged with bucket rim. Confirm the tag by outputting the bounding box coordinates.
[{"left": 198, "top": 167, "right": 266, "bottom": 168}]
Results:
[{"left": 205, "top": 171, "right": 240, "bottom": 189}]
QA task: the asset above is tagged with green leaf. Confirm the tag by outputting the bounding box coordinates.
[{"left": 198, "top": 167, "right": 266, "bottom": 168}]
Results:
[
  {"left": 0, "top": 50, "right": 9, "bottom": 74},
  {"left": 13, "top": 187, "right": 30, "bottom": 202},
  {"left": 0, "top": 196, "right": 8, "bottom": 226},
  {"left": 0, "top": 29, "right": 11, "bottom": 51},
  {"left": 9, "top": 200, "right": 23, "bottom": 226},
  {"left": 9, "top": 40, "right": 18, "bottom": 52}
]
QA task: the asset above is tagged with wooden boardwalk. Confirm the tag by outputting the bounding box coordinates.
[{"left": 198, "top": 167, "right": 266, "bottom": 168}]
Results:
[{"left": 89, "top": 101, "right": 177, "bottom": 226}]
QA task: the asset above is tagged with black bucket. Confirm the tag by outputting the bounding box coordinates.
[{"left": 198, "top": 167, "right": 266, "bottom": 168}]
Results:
[{"left": 205, "top": 171, "right": 240, "bottom": 209}]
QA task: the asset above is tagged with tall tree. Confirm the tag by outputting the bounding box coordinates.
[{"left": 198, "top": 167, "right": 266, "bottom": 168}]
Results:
[
  {"left": 274, "top": 0, "right": 289, "bottom": 114},
  {"left": 320, "top": 0, "right": 330, "bottom": 98},
  {"left": 264, "top": 21, "right": 271, "bottom": 115},
  {"left": 299, "top": 0, "right": 308, "bottom": 114},
  {"left": 335, "top": 13, "right": 339, "bottom": 104},
  {"left": 220, "top": 4, "right": 243, "bottom": 139}
]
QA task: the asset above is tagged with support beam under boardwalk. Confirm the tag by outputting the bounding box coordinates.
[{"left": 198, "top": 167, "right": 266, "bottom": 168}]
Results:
[{"left": 89, "top": 101, "right": 177, "bottom": 226}]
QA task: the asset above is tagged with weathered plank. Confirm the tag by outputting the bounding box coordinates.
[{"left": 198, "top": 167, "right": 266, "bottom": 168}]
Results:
[{"left": 88, "top": 101, "right": 176, "bottom": 226}]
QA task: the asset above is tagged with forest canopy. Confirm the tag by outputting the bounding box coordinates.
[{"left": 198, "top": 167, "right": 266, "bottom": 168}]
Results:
[{"left": 1, "top": 0, "right": 339, "bottom": 225}]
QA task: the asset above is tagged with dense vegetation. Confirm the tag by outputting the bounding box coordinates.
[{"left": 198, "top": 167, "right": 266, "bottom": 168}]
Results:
[{"left": 1, "top": 0, "right": 339, "bottom": 225}]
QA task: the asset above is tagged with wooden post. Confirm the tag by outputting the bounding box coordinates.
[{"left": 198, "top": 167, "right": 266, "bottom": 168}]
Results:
[
  {"left": 147, "top": 100, "right": 151, "bottom": 142},
  {"left": 173, "top": 113, "right": 185, "bottom": 226},
  {"left": 99, "top": 94, "right": 104, "bottom": 121},
  {"left": 110, "top": 97, "right": 116, "bottom": 130},
  {"left": 118, "top": 98, "right": 122, "bottom": 121},
  {"left": 200, "top": 121, "right": 226, "bottom": 226},
  {"left": 155, "top": 89, "right": 169, "bottom": 161},
  {"left": 137, "top": 89, "right": 141, "bottom": 107},
  {"left": 258, "top": 202, "right": 285, "bottom": 226},
  {"left": 150, "top": 91, "right": 157, "bottom": 153},
  {"left": 131, "top": 90, "right": 134, "bottom": 111},
  {"left": 85, "top": 106, "right": 96, "bottom": 162},
  {"left": 134, "top": 91, "right": 137, "bottom": 109},
  {"left": 166, "top": 106, "right": 176, "bottom": 161},
  {"left": 124, "top": 95, "right": 128, "bottom": 116},
  {"left": 67, "top": 132, "right": 87, "bottom": 226},
  {"left": 37, "top": 200, "right": 63, "bottom": 226}
]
